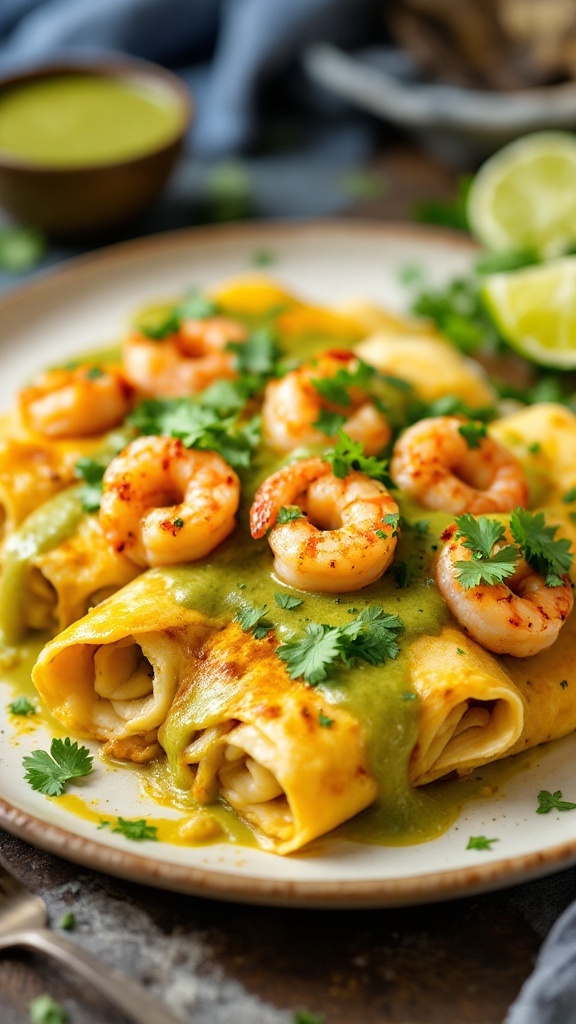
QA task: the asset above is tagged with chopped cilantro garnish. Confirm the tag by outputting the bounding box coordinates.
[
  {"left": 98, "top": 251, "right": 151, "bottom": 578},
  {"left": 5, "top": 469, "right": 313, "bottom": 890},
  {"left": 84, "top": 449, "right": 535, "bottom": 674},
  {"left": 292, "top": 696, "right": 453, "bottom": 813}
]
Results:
[
  {"left": 318, "top": 711, "right": 334, "bottom": 728},
  {"left": 563, "top": 487, "right": 576, "bottom": 503},
  {"left": 453, "top": 514, "right": 519, "bottom": 589},
  {"left": 236, "top": 603, "right": 273, "bottom": 640},
  {"left": 383, "top": 512, "right": 400, "bottom": 532},
  {"left": 528, "top": 442, "right": 541, "bottom": 455},
  {"left": 128, "top": 398, "right": 261, "bottom": 470},
  {"left": 277, "top": 606, "right": 402, "bottom": 684},
  {"left": 251, "top": 248, "right": 276, "bottom": 267},
  {"left": 274, "top": 593, "right": 303, "bottom": 610},
  {"left": 323, "top": 431, "right": 392, "bottom": 485},
  {"left": 456, "top": 648, "right": 465, "bottom": 656},
  {"left": 312, "top": 407, "right": 347, "bottom": 436},
  {"left": 84, "top": 365, "right": 105, "bottom": 380},
  {"left": 105, "top": 817, "right": 158, "bottom": 841},
  {"left": 74, "top": 457, "right": 107, "bottom": 512},
  {"left": 8, "top": 695, "right": 37, "bottom": 716},
  {"left": 277, "top": 506, "right": 304, "bottom": 524},
  {"left": 227, "top": 326, "right": 279, "bottom": 379},
  {"left": 58, "top": 911, "right": 76, "bottom": 931},
  {"left": 311, "top": 359, "right": 373, "bottom": 407},
  {"left": 458, "top": 421, "right": 488, "bottom": 449},
  {"left": 375, "top": 529, "right": 386, "bottom": 539},
  {"left": 510, "top": 508, "right": 573, "bottom": 587},
  {"left": 23, "top": 738, "right": 93, "bottom": 797},
  {"left": 29, "top": 994, "right": 68, "bottom": 1024},
  {"left": 561, "top": 679, "right": 569, "bottom": 689},
  {"left": 293, "top": 1012, "right": 325, "bottom": 1024},
  {"left": 173, "top": 517, "right": 184, "bottom": 529},
  {"left": 175, "top": 291, "right": 218, "bottom": 321},
  {"left": 466, "top": 835, "right": 499, "bottom": 851},
  {"left": 536, "top": 790, "right": 576, "bottom": 814},
  {"left": 400, "top": 691, "right": 417, "bottom": 701},
  {"left": 139, "top": 310, "right": 180, "bottom": 340}
]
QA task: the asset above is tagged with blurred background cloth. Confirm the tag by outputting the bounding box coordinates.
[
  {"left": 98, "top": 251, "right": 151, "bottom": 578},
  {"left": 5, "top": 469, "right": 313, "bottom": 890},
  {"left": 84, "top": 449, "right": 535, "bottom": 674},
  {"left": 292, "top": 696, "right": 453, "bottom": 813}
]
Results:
[{"left": 0, "top": 0, "right": 382, "bottom": 224}]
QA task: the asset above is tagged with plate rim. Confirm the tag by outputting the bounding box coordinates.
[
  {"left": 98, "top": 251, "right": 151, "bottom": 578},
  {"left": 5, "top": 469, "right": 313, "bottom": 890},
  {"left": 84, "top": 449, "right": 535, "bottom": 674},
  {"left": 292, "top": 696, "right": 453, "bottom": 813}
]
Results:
[{"left": 2, "top": 218, "right": 575, "bottom": 908}]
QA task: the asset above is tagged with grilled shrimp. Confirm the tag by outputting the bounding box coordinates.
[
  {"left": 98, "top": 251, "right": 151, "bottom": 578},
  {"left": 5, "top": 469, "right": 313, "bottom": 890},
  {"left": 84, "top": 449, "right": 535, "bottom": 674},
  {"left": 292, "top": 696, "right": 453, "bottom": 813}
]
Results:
[
  {"left": 250, "top": 457, "right": 399, "bottom": 592},
  {"left": 263, "top": 350, "right": 391, "bottom": 454},
  {"left": 19, "top": 365, "right": 134, "bottom": 438},
  {"left": 100, "top": 435, "right": 240, "bottom": 567},
  {"left": 390, "top": 416, "right": 528, "bottom": 514},
  {"left": 122, "top": 317, "right": 247, "bottom": 398},
  {"left": 435, "top": 524, "right": 573, "bottom": 657}
]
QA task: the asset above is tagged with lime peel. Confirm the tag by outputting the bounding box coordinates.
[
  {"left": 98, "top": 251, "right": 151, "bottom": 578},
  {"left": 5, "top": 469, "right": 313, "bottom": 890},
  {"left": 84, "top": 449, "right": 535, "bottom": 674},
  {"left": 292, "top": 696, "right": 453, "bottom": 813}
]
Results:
[
  {"left": 483, "top": 256, "right": 576, "bottom": 368},
  {"left": 468, "top": 131, "right": 576, "bottom": 259}
]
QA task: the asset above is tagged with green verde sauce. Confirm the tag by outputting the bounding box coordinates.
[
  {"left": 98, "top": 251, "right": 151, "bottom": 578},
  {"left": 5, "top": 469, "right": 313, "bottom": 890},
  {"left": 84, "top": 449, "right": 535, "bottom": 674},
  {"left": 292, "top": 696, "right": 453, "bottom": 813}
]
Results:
[
  {"left": 0, "top": 75, "right": 184, "bottom": 167},
  {"left": 157, "top": 485, "right": 467, "bottom": 846}
]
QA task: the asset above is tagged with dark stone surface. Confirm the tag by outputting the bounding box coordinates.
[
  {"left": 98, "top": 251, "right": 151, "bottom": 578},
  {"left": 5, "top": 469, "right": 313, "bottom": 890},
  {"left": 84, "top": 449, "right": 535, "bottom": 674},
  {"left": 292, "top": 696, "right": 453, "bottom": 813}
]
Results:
[{"left": 2, "top": 828, "right": 574, "bottom": 1024}]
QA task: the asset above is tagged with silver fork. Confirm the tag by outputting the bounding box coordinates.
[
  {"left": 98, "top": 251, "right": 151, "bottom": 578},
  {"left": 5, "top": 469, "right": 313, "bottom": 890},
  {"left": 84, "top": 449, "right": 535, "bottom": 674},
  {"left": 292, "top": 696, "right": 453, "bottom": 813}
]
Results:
[{"left": 0, "top": 856, "right": 183, "bottom": 1024}]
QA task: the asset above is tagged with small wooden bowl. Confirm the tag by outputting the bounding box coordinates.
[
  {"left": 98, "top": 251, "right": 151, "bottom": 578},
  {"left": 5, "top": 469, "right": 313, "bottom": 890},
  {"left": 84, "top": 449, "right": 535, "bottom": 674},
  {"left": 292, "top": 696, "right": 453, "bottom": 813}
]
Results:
[{"left": 0, "top": 57, "right": 193, "bottom": 238}]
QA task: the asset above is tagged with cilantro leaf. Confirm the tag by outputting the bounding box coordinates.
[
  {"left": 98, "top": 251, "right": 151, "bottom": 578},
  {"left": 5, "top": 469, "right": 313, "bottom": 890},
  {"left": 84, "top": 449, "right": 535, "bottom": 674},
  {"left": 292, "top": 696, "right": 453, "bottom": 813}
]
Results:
[
  {"left": 8, "top": 695, "right": 37, "bottom": 716},
  {"left": 58, "top": 911, "right": 77, "bottom": 930},
  {"left": 455, "top": 547, "right": 520, "bottom": 589},
  {"left": 563, "top": 487, "right": 576, "bottom": 504},
  {"left": 458, "top": 421, "right": 488, "bottom": 449},
  {"left": 318, "top": 711, "right": 334, "bottom": 728},
  {"left": 236, "top": 603, "right": 273, "bottom": 640},
  {"left": 111, "top": 817, "right": 158, "bottom": 841},
  {"left": 277, "top": 606, "right": 403, "bottom": 684},
  {"left": 536, "top": 789, "right": 576, "bottom": 814},
  {"left": 323, "top": 431, "right": 392, "bottom": 485},
  {"left": 454, "top": 514, "right": 506, "bottom": 560},
  {"left": 277, "top": 506, "right": 304, "bottom": 524},
  {"left": 312, "top": 408, "right": 347, "bottom": 436},
  {"left": 74, "top": 457, "right": 107, "bottom": 512},
  {"left": 227, "top": 326, "right": 279, "bottom": 379},
  {"left": 311, "top": 359, "right": 374, "bottom": 407},
  {"left": 293, "top": 1012, "right": 325, "bottom": 1024},
  {"left": 277, "top": 623, "right": 343, "bottom": 685},
  {"left": 339, "top": 606, "right": 403, "bottom": 665},
  {"left": 128, "top": 398, "right": 261, "bottom": 471},
  {"left": 274, "top": 593, "right": 303, "bottom": 610},
  {"left": 175, "top": 291, "right": 218, "bottom": 321},
  {"left": 29, "top": 994, "right": 69, "bottom": 1024},
  {"left": 453, "top": 514, "right": 519, "bottom": 589},
  {"left": 510, "top": 508, "right": 573, "bottom": 587},
  {"left": 23, "top": 738, "right": 93, "bottom": 797},
  {"left": 466, "top": 835, "right": 499, "bottom": 851}
]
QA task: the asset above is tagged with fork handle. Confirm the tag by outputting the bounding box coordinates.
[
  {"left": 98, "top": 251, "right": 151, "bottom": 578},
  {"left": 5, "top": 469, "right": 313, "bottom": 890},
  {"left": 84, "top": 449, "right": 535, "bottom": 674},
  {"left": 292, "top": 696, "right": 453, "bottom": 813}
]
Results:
[{"left": 0, "top": 927, "right": 182, "bottom": 1024}]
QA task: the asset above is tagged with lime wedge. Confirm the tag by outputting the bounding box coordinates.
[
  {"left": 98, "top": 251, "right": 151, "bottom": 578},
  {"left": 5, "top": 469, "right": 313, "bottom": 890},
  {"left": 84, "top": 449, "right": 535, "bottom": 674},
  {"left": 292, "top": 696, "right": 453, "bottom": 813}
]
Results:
[
  {"left": 483, "top": 257, "right": 576, "bottom": 367},
  {"left": 467, "top": 132, "right": 576, "bottom": 258}
]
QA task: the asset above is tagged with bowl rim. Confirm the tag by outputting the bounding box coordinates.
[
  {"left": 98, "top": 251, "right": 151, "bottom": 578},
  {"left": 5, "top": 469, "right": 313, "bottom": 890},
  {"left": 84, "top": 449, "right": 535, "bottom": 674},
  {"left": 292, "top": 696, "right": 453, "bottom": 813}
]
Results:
[{"left": 0, "top": 54, "right": 194, "bottom": 174}]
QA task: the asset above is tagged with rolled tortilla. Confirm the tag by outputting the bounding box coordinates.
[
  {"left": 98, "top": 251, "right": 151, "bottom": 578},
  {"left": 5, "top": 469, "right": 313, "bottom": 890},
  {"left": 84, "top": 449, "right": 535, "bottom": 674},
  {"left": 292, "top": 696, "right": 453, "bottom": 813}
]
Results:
[
  {"left": 408, "top": 627, "right": 524, "bottom": 784},
  {"left": 159, "top": 622, "right": 377, "bottom": 855},
  {"left": 0, "top": 412, "right": 105, "bottom": 541},
  {"left": 490, "top": 402, "right": 576, "bottom": 506},
  {"left": 409, "top": 610, "right": 576, "bottom": 785},
  {"left": 0, "top": 487, "right": 139, "bottom": 646},
  {"left": 32, "top": 570, "right": 215, "bottom": 762}
]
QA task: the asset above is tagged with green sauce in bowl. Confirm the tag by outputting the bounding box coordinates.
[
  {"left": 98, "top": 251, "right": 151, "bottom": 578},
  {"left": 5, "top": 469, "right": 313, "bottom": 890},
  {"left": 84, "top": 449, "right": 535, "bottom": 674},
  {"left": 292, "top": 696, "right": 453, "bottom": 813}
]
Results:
[{"left": 0, "top": 73, "right": 185, "bottom": 167}]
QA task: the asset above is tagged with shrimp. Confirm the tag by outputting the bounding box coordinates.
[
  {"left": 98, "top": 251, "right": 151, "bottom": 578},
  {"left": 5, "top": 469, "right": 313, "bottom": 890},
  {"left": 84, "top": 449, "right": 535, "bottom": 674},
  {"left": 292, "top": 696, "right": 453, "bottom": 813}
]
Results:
[
  {"left": 390, "top": 416, "right": 528, "bottom": 514},
  {"left": 122, "top": 317, "right": 247, "bottom": 397},
  {"left": 263, "top": 350, "right": 391, "bottom": 454},
  {"left": 19, "top": 364, "right": 134, "bottom": 439},
  {"left": 250, "top": 457, "right": 399, "bottom": 592},
  {"left": 435, "top": 524, "right": 574, "bottom": 657},
  {"left": 99, "top": 436, "right": 240, "bottom": 567}
]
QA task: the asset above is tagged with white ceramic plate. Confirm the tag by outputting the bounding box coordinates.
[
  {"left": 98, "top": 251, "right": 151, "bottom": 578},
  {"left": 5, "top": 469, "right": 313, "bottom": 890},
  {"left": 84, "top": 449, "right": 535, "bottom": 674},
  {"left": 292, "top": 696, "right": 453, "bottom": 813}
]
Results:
[{"left": 1, "top": 221, "right": 576, "bottom": 908}]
